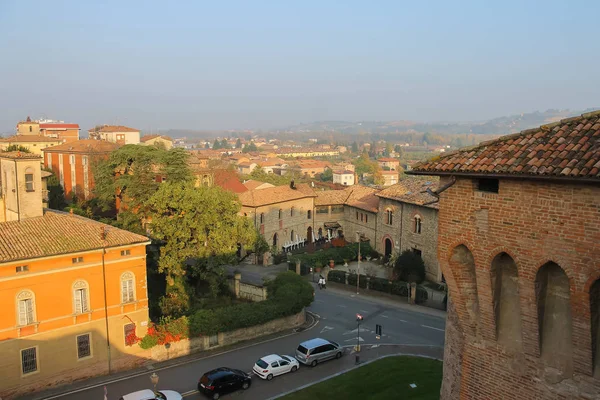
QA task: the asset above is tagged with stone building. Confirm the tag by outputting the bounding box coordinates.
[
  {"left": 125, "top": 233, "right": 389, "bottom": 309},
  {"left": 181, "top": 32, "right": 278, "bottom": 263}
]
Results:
[
  {"left": 376, "top": 179, "right": 440, "bottom": 282},
  {"left": 140, "top": 135, "right": 173, "bottom": 150},
  {"left": 409, "top": 110, "right": 600, "bottom": 399},
  {"left": 238, "top": 183, "right": 316, "bottom": 249},
  {"left": 88, "top": 125, "right": 140, "bottom": 145}
]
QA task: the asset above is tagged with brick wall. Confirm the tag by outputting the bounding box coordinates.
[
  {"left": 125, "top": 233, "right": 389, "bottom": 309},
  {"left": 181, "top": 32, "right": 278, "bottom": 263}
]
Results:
[{"left": 438, "top": 176, "right": 600, "bottom": 399}]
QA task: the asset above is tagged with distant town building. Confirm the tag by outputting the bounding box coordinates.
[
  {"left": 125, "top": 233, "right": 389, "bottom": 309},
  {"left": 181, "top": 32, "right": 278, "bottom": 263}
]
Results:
[
  {"left": 88, "top": 125, "right": 140, "bottom": 145},
  {"left": 377, "top": 157, "right": 400, "bottom": 171},
  {"left": 15, "top": 117, "right": 80, "bottom": 143},
  {"left": 140, "top": 134, "right": 173, "bottom": 150},
  {"left": 333, "top": 170, "right": 355, "bottom": 186},
  {"left": 0, "top": 135, "right": 63, "bottom": 156},
  {"left": 381, "top": 170, "right": 399, "bottom": 186}
]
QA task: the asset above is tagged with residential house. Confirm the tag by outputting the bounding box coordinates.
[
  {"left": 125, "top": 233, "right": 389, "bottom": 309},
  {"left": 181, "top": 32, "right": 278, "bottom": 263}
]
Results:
[
  {"left": 88, "top": 125, "right": 140, "bottom": 145},
  {"left": 0, "top": 152, "right": 151, "bottom": 398},
  {"left": 333, "top": 170, "right": 355, "bottom": 186},
  {"left": 242, "top": 180, "right": 275, "bottom": 191},
  {"left": 43, "top": 139, "right": 119, "bottom": 201},
  {"left": 341, "top": 186, "right": 380, "bottom": 245},
  {"left": 39, "top": 121, "right": 80, "bottom": 143},
  {"left": 293, "top": 159, "right": 331, "bottom": 178},
  {"left": 275, "top": 147, "right": 340, "bottom": 158},
  {"left": 377, "top": 157, "right": 400, "bottom": 171},
  {"left": 381, "top": 170, "right": 400, "bottom": 186},
  {"left": 238, "top": 162, "right": 258, "bottom": 175},
  {"left": 212, "top": 169, "right": 248, "bottom": 193},
  {"left": 376, "top": 179, "right": 440, "bottom": 281},
  {"left": 140, "top": 135, "right": 173, "bottom": 150},
  {"left": 239, "top": 183, "right": 316, "bottom": 251},
  {"left": 408, "top": 110, "right": 600, "bottom": 399},
  {"left": 16, "top": 117, "right": 40, "bottom": 136},
  {"left": 0, "top": 136, "right": 63, "bottom": 156},
  {"left": 258, "top": 157, "right": 287, "bottom": 174}
]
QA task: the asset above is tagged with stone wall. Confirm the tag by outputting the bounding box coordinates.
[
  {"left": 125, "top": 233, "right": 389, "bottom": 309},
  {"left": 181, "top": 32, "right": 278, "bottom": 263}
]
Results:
[
  {"left": 228, "top": 274, "right": 268, "bottom": 302},
  {"left": 151, "top": 310, "right": 305, "bottom": 362},
  {"left": 438, "top": 176, "right": 600, "bottom": 399}
]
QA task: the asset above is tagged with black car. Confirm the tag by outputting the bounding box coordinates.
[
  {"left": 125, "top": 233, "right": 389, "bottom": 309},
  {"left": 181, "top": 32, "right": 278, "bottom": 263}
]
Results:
[{"left": 198, "top": 367, "right": 252, "bottom": 399}]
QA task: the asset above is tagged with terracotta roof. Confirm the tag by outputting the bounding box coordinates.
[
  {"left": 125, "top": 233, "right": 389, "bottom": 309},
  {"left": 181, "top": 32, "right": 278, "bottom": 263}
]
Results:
[
  {"left": 410, "top": 110, "right": 600, "bottom": 181},
  {"left": 88, "top": 125, "right": 139, "bottom": 133},
  {"left": 140, "top": 134, "right": 173, "bottom": 142},
  {"left": 381, "top": 171, "right": 399, "bottom": 175},
  {"left": 258, "top": 158, "right": 285, "bottom": 167},
  {"left": 238, "top": 184, "right": 316, "bottom": 207},
  {"left": 345, "top": 186, "right": 380, "bottom": 213},
  {"left": 0, "top": 210, "right": 149, "bottom": 263},
  {"left": 376, "top": 178, "right": 440, "bottom": 209},
  {"left": 0, "top": 135, "right": 62, "bottom": 143},
  {"left": 0, "top": 151, "right": 42, "bottom": 160},
  {"left": 242, "top": 180, "right": 275, "bottom": 190},
  {"left": 334, "top": 170, "right": 354, "bottom": 175},
  {"left": 315, "top": 189, "right": 351, "bottom": 206},
  {"left": 39, "top": 123, "right": 80, "bottom": 129},
  {"left": 43, "top": 139, "right": 119, "bottom": 153},
  {"left": 295, "top": 159, "right": 331, "bottom": 169},
  {"left": 378, "top": 158, "right": 399, "bottom": 162},
  {"left": 213, "top": 170, "right": 247, "bottom": 193}
]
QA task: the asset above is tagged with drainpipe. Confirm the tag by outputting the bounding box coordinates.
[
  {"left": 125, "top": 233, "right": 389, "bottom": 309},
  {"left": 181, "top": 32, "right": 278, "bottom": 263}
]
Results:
[
  {"left": 101, "top": 229, "right": 112, "bottom": 374},
  {"left": 422, "top": 176, "right": 456, "bottom": 206}
]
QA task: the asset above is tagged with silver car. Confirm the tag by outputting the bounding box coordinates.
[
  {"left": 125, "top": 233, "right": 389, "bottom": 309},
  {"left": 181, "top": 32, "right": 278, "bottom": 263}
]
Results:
[{"left": 295, "top": 338, "right": 342, "bottom": 367}]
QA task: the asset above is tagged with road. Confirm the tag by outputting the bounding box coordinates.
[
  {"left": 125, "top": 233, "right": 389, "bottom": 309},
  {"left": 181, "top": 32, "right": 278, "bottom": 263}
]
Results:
[{"left": 36, "top": 284, "right": 445, "bottom": 400}]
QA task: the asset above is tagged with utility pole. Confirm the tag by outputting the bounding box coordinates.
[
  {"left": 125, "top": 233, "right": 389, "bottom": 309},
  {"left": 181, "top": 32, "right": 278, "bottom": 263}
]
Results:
[
  {"left": 356, "top": 313, "right": 363, "bottom": 364},
  {"left": 356, "top": 232, "right": 361, "bottom": 294}
]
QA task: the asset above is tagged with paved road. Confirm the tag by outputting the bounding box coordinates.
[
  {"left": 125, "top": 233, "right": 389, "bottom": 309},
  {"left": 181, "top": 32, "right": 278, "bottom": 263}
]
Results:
[{"left": 34, "top": 284, "right": 444, "bottom": 400}]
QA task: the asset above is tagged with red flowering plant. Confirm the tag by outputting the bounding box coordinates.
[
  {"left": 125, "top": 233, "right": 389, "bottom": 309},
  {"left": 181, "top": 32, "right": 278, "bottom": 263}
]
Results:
[{"left": 139, "top": 316, "right": 189, "bottom": 349}]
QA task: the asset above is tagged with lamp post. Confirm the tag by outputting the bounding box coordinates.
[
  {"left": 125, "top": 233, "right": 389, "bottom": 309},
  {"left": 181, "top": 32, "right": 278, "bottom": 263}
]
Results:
[
  {"left": 150, "top": 372, "right": 159, "bottom": 396},
  {"left": 355, "top": 313, "right": 363, "bottom": 364}
]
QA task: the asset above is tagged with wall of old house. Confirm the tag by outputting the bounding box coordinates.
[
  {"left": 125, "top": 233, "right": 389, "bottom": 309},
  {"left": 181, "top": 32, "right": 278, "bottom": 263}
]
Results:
[
  {"left": 343, "top": 206, "right": 377, "bottom": 243},
  {"left": 438, "top": 176, "right": 600, "bottom": 399}
]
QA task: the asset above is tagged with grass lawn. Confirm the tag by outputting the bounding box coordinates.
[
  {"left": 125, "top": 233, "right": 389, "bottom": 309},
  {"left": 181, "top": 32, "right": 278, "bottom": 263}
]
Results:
[{"left": 280, "top": 356, "right": 442, "bottom": 400}]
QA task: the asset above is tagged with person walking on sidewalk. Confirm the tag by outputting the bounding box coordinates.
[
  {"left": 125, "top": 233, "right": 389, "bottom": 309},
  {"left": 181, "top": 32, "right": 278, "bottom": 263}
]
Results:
[{"left": 318, "top": 275, "right": 326, "bottom": 290}]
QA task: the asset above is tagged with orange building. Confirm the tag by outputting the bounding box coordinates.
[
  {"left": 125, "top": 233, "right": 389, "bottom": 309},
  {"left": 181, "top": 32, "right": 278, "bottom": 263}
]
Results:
[
  {"left": 39, "top": 122, "right": 80, "bottom": 143},
  {"left": 44, "top": 139, "right": 119, "bottom": 201},
  {"left": 0, "top": 152, "right": 151, "bottom": 399}
]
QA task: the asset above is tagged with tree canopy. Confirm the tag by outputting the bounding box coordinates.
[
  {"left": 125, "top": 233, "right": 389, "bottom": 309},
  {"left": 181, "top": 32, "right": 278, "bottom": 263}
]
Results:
[
  {"left": 242, "top": 142, "right": 258, "bottom": 153},
  {"left": 5, "top": 144, "right": 31, "bottom": 153},
  {"left": 394, "top": 250, "right": 426, "bottom": 283}
]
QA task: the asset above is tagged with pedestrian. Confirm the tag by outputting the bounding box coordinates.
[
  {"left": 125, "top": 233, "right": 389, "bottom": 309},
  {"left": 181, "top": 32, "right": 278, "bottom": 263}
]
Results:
[{"left": 318, "top": 275, "right": 325, "bottom": 290}]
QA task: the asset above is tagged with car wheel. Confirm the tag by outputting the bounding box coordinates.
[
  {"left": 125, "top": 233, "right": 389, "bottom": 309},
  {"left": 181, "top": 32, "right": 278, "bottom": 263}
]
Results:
[
  {"left": 242, "top": 382, "right": 250, "bottom": 390},
  {"left": 310, "top": 360, "right": 318, "bottom": 367},
  {"left": 212, "top": 393, "right": 220, "bottom": 400},
  {"left": 267, "top": 374, "right": 273, "bottom": 381},
  {"left": 336, "top": 352, "right": 342, "bottom": 359},
  {"left": 291, "top": 365, "right": 298, "bottom": 372}
]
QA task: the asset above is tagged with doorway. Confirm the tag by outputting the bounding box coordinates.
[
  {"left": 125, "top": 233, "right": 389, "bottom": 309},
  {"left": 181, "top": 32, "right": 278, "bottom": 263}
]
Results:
[
  {"left": 384, "top": 238, "right": 393, "bottom": 260},
  {"left": 273, "top": 233, "right": 278, "bottom": 248},
  {"left": 307, "top": 226, "right": 313, "bottom": 243}
]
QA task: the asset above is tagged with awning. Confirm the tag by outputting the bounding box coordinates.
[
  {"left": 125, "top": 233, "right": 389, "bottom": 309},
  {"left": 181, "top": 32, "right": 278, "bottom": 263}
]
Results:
[{"left": 324, "top": 222, "right": 341, "bottom": 229}]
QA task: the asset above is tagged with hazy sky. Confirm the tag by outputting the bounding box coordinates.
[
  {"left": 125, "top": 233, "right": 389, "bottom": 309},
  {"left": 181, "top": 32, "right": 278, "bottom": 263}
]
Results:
[{"left": 0, "top": 0, "right": 598, "bottom": 132}]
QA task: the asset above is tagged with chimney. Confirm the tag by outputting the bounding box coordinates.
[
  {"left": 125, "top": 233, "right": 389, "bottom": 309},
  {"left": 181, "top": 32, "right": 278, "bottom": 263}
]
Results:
[
  {"left": 290, "top": 180, "right": 296, "bottom": 190},
  {"left": 100, "top": 227, "right": 106, "bottom": 240}
]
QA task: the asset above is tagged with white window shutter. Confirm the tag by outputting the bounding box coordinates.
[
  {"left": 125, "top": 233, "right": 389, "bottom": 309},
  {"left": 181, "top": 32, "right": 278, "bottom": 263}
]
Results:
[
  {"left": 81, "top": 289, "right": 88, "bottom": 312},
  {"left": 74, "top": 289, "right": 82, "bottom": 314},
  {"left": 19, "top": 300, "right": 27, "bottom": 325},
  {"left": 127, "top": 280, "right": 134, "bottom": 302},
  {"left": 121, "top": 280, "right": 128, "bottom": 303}
]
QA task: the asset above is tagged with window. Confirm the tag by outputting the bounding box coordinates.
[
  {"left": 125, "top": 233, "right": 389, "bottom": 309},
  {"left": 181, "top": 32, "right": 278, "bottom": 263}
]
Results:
[
  {"left": 260, "top": 213, "right": 265, "bottom": 224},
  {"left": 73, "top": 281, "right": 89, "bottom": 314},
  {"left": 121, "top": 272, "right": 135, "bottom": 303},
  {"left": 290, "top": 207, "right": 295, "bottom": 217},
  {"left": 72, "top": 256, "right": 84, "bottom": 264},
  {"left": 356, "top": 211, "right": 359, "bottom": 220},
  {"left": 124, "top": 323, "right": 136, "bottom": 346},
  {"left": 307, "top": 210, "right": 312, "bottom": 219},
  {"left": 316, "top": 206, "right": 328, "bottom": 214},
  {"left": 16, "top": 265, "right": 29, "bottom": 273},
  {"left": 82, "top": 156, "right": 88, "bottom": 166},
  {"left": 360, "top": 213, "right": 364, "bottom": 222},
  {"left": 70, "top": 155, "right": 76, "bottom": 164},
  {"left": 279, "top": 209, "right": 283, "bottom": 219},
  {"left": 386, "top": 209, "right": 393, "bottom": 225},
  {"left": 25, "top": 169, "right": 34, "bottom": 192},
  {"left": 29, "top": 126, "right": 32, "bottom": 132},
  {"left": 17, "top": 290, "right": 35, "bottom": 326},
  {"left": 271, "top": 362, "right": 279, "bottom": 368},
  {"left": 21, "top": 347, "right": 38, "bottom": 374},
  {"left": 77, "top": 334, "right": 91, "bottom": 359},
  {"left": 414, "top": 216, "right": 422, "bottom": 234},
  {"left": 477, "top": 178, "right": 499, "bottom": 193},
  {"left": 365, "top": 214, "right": 368, "bottom": 223},
  {"left": 331, "top": 205, "right": 344, "bottom": 214},
  {"left": 120, "top": 249, "right": 131, "bottom": 256}
]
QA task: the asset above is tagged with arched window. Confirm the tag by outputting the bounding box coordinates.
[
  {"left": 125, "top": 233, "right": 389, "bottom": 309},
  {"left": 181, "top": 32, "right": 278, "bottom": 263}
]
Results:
[
  {"left": 278, "top": 209, "right": 282, "bottom": 219},
  {"left": 290, "top": 230, "right": 295, "bottom": 242},
  {"left": 490, "top": 253, "right": 521, "bottom": 348},
  {"left": 590, "top": 279, "right": 600, "bottom": 377},
  {"left": 414, "top": 215, "right": 422, "bottom": 234},
  {"left": 290, "top": 207, "right": 295, "bottom": 217},
  {"left": 73, "top": 280, "right": 90, "bottom": 314},
  {"left": 25, "top": 167, "right": 35, "bottom": 192},
  {"left": 307, "top": 210, "right": 312, "bottom": 219},
  {"left": 273, "top": 233, "right": 278, "bottom": 247},
  {"left": 260, "top": 213, "right": 265, "bottom": 224},
  {"left": 16, "top": 290, "right": 36, "bottom": 326},
  {"left": 121, "top": 272, "right": 135, "bottom": 303},
  {"left": 450, "top": 245, "right": 478, "bottom": 331},
  {"left": 386, "top": 209, "right": 393, "bottom": 225}
]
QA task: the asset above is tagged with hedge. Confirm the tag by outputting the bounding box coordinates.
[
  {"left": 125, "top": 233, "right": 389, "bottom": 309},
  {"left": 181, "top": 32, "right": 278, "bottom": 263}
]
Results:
[
  {"left": 138, "top": 272, "right": 313, "bottom": 349},
  {"left": 288, "top": 242, "right": 374, "bottom": 271}
]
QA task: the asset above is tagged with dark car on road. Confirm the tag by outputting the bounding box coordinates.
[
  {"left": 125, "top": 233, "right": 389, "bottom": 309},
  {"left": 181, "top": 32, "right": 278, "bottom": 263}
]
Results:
[{"left": 198, "top": 367, "right": 252, "bottom": 399}]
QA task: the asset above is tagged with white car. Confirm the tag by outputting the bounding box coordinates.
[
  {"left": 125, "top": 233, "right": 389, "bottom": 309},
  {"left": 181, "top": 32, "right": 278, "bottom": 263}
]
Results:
[
  {"left": 253, "top": 354, "right": 300, "bottom": 380},
  {"left": 120, "top": 389, "right": 183, "bottom": 400}
]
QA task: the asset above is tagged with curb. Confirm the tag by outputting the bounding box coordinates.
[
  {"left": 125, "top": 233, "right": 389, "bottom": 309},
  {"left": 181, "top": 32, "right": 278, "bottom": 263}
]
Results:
[
  {"left": 36, "top": 312, "right": 319, "bottom": 400},
  {"left": 267, "top": 352, "right": 443, "bottom": 400}
]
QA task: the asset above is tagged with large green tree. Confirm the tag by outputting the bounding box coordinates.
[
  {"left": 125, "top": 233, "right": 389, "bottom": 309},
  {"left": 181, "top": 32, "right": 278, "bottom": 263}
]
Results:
[
  {"left": 146, "top": 182, "right": 257, "bottom": 301},
  {"left": 45, "top": 172, "right": 67, "bottom": 210}
]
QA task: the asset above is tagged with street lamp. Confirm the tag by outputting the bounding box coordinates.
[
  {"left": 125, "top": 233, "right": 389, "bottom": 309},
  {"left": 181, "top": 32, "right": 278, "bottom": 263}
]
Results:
[
  {"left": 355, "top": 313, "right": 363, "bottom": 364},
  {"left": 150, "top": 372, "right": 159, "bottom": 396},
  {"left": 356, "top": 232, "right": 361, "bottom": 294}
]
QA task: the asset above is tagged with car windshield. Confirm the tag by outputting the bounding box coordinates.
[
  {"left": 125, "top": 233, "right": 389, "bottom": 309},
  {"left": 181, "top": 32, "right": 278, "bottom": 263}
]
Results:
[
  {"left": 330, "top": 341, "right": 340, "bottom": 348},
  {"left": 279, "top": 355, "right": 291, "bottom": 362},
  {"left": 297, "top": 345, "right": 309, "bottom": 355},
  {"left": 256, "top": 359, "right": 268, "bottom": 369},
  {"left": 200, "top": 374, "right": 212, "bottom": 385}
]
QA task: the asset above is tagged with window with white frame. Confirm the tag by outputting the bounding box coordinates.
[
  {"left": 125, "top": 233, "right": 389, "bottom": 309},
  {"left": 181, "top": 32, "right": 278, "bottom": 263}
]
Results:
[
  {"left": 121, "top": 272, "right": 135, "bottom": 303},
  {"left": 414, "top": 215, "right": 422, "bottom": 234},
  {"left": 21, "top": 347, "right": 38, "bottom": 374},
  {"left": 72, "top": 256, "right": 84, "bottom": 264},
  {"left": 25, "top": 168, "right": 35, "bottom": 192},
  {"left": 17, "top": 290, "right": 35, "bottom": 326},
  {"left": 76, "top": 333, "right": 91, "bottom": 359},
  {"left": 73, "top": 280, "right": 89, "bottom": 314},
  {"left": 120, "top": 249, "right": 131, "bottom": 256}
]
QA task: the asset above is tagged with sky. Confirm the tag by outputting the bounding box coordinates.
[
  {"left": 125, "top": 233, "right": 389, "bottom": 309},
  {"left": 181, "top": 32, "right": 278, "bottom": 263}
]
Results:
[{"left": 0, "top": 0, "right": 599, "bottom": 132}]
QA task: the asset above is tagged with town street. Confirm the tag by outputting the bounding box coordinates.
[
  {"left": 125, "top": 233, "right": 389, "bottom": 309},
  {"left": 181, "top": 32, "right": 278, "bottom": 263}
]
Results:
[{"left": 35, "top": 286, "right": 445, "bottom": 400}]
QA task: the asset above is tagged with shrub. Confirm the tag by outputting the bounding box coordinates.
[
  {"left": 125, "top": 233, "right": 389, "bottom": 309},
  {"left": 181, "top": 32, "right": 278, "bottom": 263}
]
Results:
[
  {"left": 347, "top": 273, "right": 368, "bottom": 289},
  {"left": 328, "top": 270, "right": 346, "bottom": 284},
  {"left": 391, "top": 281, "right": 409, "bottom": 297},
  {"left": 416, "top": 286, "right": 429, "bottom": 304},
  {"left": 369, "top": 277, "right": 392, "bottom": 293},
  {"left": 394, "top": 250, "right": 426, "bottom": 283},
  {"left": 139, "top": 334, "right": 159, "bottom": 349}
]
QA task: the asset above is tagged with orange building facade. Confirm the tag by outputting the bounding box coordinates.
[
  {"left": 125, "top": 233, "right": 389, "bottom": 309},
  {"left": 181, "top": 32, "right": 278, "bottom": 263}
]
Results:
[{"left": 0, "top": 152, "right": 151, "bottom": 399}]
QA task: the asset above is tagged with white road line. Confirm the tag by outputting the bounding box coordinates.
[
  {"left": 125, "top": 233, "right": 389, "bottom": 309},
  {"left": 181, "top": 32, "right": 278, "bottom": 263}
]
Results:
[
  {"left": 359, "top": 309, "right": 369, "bottom": 313},
  {"left": 337, "top": 304, "right": 347, "bottom": 308},
  {"left": 381, "top": 314, "right": 389, "bottom": 318},
  {"left": 400, "top": 319, "right": 408, "bottom": 323},
  {"left": 182, "top": 390, "right": 199, "bottom": 397},
  {"left": 422, "top": 325, "right": 445, "bottom": 332}
]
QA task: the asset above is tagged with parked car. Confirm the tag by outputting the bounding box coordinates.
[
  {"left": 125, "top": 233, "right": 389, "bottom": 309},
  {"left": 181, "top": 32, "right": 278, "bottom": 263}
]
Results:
[
  {"left": 120, "top": 389, "right": 182, "bottom": 400},
  {"left": 295, "top": 337, "right": 343, "bottom": 367},
  {"left": 253, "top": 354, "right": 300, "bottom": 380},
  {"left": 198, "top": 367, "right": 252, "bottom": 399}
]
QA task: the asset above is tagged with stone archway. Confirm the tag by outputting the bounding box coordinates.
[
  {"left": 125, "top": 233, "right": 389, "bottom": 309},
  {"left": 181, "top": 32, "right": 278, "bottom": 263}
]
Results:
[
  {"left": 384, "top": 238, "right": 393, "bottom": 260},
  {"left": 307, "top": 226, "right": 313, "bottom": 243}
]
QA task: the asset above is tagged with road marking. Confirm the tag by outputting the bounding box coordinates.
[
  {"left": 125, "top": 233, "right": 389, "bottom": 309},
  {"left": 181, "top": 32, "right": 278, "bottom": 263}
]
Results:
[
  {"left": 40, "top": 313, "right": 320, "bottom": 400},
  {"left": 337, "top": 304, "right": 347, "bottom": 308},
  {"left": 359, "top": 309, "right": 369, "bottom": 313},
  {"left": 343, "top": 328, "right": 359, "bottom": 335},
  {"left": 381, "top": 314, "right": 389, "bottom": 318},
  {"left": 320, "top": 325, "right": 335, "bottom": 334},
  {"left": 344, "top": 336, "right": 364, "bottom": 342},
  {"left": 371, "top": 344, "right": 380, "bottom": 349},
  {"left": 400, "top": 319, "right": 408, "bottom": 323},
  {"left": 182, "top": 390, "right": 198, "bottom": 397},
  {"left": 422, "top": 325, "right": 445, "bottom": 332}
]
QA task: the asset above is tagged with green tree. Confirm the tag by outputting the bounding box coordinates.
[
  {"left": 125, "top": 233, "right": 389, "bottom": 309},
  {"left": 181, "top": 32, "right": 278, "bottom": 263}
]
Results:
[
  {"left": 146, "top": 182, "right": 257, "bottom": 300},
  {"left": 394, "top": 250, "right": 426, "bottom": 283},
  {"left": 5, "top": 144, "right": 31, "bottom": 153},
  {"left": 242, "top": 142, "right": 258, "bottom": 153},
  {"left": 235, "top": 138, "right": 242, "bottom": 149},
  {"left": 320, "top": 168, "right": 333, "bottom": 182},
  {"left": 204, "top": 142, "right": 210, "bottom": 149},
  {"left": 220, "top": 139, "right": 229, "bottom": 149},
  {"left": 212, "top": 139, "right": 221, "bottom": 149},
  {"left": 45, "top": 172, "right": 67, "bottom": 210},
  {"left": 384, "top": 142, "right": 394, "bottom": 157}
]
